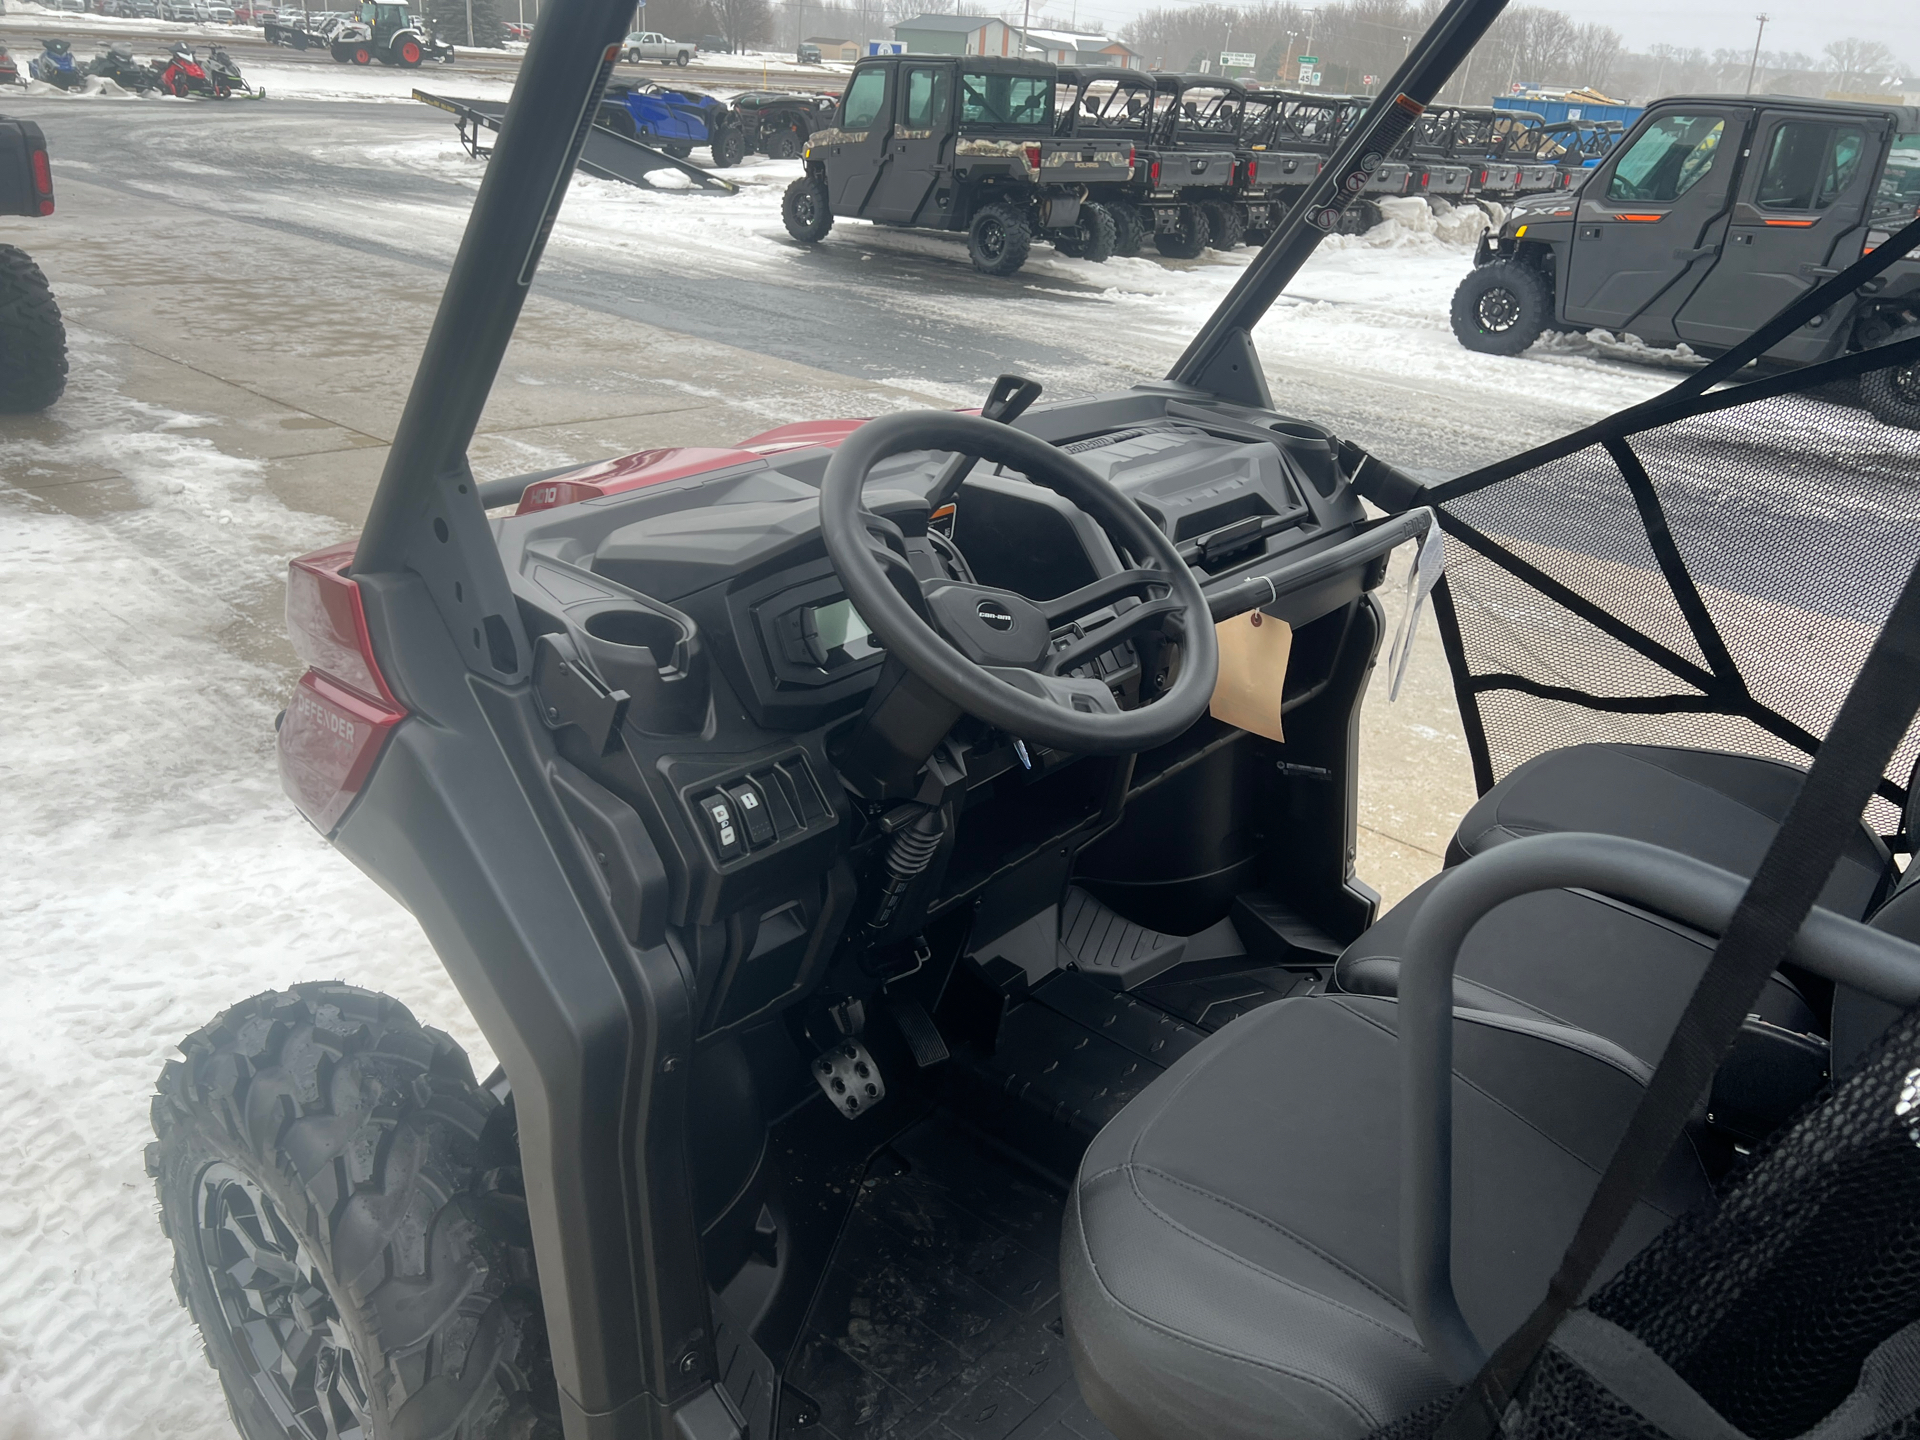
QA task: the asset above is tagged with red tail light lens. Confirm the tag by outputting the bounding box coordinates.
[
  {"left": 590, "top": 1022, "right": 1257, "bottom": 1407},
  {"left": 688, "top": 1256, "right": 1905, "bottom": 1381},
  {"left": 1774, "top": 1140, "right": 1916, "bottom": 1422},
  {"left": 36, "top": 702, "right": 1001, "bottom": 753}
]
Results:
[
  {"left": 1127, "top": 145, "right": 1136, "bottom": 166},
  {"left": 1149, "top": 159, "right": 1161, "bottom": 186},
  {"left": 279, "top": 541, "right": 406, "bottom": 833},
  {"left": 1025, "top": 144, "right": 1042, "bottom": 171},
  {"left": 30, "top": 149, "right": 52, "bottom": 214},
  {"left": 1246, "top": 159, "right": 1257, "bottom": 184}
]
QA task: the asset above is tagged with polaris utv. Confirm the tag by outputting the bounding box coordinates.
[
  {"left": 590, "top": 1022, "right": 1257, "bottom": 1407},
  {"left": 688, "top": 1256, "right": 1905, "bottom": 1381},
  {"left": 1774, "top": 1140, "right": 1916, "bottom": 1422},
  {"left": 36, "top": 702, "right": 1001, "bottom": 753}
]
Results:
[
  {"left": 731, "top": 89, "right": 837, "bottom": 160},
  {"left": 602, "top": 82, "right": 744, "bottom": 165},
  {"left": 142, "top": 1, "right": 1920, "bottom": 1437},
  {"left": 1049, "top": 66, "right": 1170, "bottom": 257},
  {"left": 0, "top": 112, "right": 64, "bottom": 412},
  {"left": 781, "top": 55, "right": 1107, "bottom": 277},
  {"left": 1452, "top": 95, "right": 1920, "bottom": 429}
]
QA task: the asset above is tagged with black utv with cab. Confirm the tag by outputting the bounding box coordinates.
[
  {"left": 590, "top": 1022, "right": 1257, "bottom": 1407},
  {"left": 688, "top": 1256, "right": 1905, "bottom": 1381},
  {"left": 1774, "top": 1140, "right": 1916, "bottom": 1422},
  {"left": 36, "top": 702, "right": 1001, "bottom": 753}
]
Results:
[
  {"left": 782, "top": 55, "right": 1113, "bottom": 277},
  {"left": 1453, "top": 94, "right": 1920, "bottom": 428},
  {"left": 141, "top": 2, "right": 1920, "bottom": 1438}
]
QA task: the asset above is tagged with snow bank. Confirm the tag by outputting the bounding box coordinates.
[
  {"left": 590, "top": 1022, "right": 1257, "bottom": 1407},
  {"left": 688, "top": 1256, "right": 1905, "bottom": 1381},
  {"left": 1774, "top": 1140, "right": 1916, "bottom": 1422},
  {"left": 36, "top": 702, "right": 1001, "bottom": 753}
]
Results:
[{"left": 0, "top": 330, "right": 492, "bottom": 1438}]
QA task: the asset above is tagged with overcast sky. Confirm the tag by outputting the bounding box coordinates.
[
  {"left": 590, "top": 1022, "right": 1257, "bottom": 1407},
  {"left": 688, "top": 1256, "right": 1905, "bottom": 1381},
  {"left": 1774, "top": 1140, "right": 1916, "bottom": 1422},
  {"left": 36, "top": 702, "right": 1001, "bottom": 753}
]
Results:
[{"left": 1069, "top": 0, "right": 1915, "bottom": 66}]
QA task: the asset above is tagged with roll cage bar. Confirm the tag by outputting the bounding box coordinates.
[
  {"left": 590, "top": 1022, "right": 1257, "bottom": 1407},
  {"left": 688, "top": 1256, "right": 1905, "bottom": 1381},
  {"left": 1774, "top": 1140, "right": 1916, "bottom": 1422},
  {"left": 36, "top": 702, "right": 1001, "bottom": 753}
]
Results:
[{"left": 342, "top": 0, "right": 1515, "bottom": 1432}]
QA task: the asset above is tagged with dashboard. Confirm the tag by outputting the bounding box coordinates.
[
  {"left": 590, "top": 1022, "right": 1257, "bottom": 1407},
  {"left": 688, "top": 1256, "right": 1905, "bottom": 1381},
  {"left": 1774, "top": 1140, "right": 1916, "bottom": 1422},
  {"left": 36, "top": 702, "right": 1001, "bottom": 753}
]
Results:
[{"left": 493, "top": 385, "right": 1384, "bottom": 1041}]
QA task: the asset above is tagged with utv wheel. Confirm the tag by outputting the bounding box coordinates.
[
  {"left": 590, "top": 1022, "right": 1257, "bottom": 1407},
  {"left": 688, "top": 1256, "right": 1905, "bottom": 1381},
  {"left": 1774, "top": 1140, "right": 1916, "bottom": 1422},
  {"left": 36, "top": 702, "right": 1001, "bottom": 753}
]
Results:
[
  {"left": 968, "top": 201, "right": 1032, "bottom": 276},
  {"left": 1860, "top": 324, "right": 1920, "bottom": 431},
  {"left": 1053, "top": 201, "right": 1116, "bottom": 263},
  {"left": 782, "top": 175, "right": 833, "bottom": 242},
  {"left": 766, "top": 124, "right": 802, "bottom": 160},
  {"left": 1201, "top": 201, "right": 1244, "bottom": 251},
  {"left": 665, "top": 141, "right": 692, "bottom": 159},
  {"left": 1109, "top": 203, "right": 1145, "bottom": 258},
  {"left": 1153, "top": 204, "right": 1209, "bottom": 260},
  {"left": 1450, "top": 259, "right": 1551, "bottom": 356},
  {"left": 0, "top": 245, "right": 67, "bottom": 414},
  {"left": 603, "top": 105, "right": 639, "bottom": 140},
  {"left": 1336, "top": 198, "right": 1382, "bottom": 235},
  {"left": 149, "top": 983, "right": 559, "bottom": 1440},
  {"left": 710, "top": 124, "right": 744, "bottom": 168}
]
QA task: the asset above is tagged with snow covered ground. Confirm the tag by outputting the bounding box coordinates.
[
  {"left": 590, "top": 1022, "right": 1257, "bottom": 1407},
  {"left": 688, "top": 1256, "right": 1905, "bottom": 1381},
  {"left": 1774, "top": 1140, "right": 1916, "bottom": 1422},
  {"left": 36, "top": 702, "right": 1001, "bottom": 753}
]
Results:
[{"left": 0, "top": 84, "right": 1699, "bottom": 1439}]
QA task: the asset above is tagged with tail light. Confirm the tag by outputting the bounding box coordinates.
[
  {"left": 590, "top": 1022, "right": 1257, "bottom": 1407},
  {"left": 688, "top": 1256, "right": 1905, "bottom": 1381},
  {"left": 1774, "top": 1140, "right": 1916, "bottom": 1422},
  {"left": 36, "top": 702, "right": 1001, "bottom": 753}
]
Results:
[
  {"left": 1149, "top": 158, "right": 1161, "bottom": 186},
  {"left": 30, "top": 148, "right": 52, "bottom": 215},
  {"left": 278, "top": 542, "right": 406, "bottom": 833},
  {"left": 1127, "top": 145, "right": 1136, "bottom": 167},
  {"left": 1245, "top": 158, "right": 1257, "bottom": 184},
  {"left": 1478, "top": 168, "right": 1488, "bottom": 185},
  {"left": 1025, "top": 144, "right": 1042, "bottom": 172}
]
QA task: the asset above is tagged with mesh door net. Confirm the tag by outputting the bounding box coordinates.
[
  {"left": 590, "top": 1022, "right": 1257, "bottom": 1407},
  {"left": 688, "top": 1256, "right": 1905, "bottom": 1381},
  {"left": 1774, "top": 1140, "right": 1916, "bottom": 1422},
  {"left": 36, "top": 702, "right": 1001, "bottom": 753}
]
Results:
[
  {"left": 1421, "top": 216, "right": 1920, "bottom": 831},
  {"left": 1373, "top": 1006, "right": 1920, "bottom": 1440}
]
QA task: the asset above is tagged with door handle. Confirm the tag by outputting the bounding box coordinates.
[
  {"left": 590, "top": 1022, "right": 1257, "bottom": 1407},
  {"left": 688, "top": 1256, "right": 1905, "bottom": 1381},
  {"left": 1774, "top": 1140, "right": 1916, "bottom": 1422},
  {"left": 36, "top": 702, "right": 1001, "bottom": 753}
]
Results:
[
  {"left": 1671, "top": 246, "right": 1714, "bottom": 260},
  {"left": 1800, "top": 263, "right": 1840, "bottom": 277}
]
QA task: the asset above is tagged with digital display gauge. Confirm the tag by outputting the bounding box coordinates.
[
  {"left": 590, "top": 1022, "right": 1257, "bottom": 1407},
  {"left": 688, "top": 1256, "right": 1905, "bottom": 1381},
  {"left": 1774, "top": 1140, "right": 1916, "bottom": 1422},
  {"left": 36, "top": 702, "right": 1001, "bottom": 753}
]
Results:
[{"left": 775, "top": 595, "right": 883, "bottom": 672}]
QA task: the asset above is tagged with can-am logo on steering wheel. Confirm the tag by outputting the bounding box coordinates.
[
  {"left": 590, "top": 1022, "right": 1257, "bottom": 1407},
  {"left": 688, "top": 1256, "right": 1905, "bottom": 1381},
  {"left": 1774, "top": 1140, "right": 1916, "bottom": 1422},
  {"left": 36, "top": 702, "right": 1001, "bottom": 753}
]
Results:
[{"left": 976, "top": 599, "right": 1015, "bottom": 631}]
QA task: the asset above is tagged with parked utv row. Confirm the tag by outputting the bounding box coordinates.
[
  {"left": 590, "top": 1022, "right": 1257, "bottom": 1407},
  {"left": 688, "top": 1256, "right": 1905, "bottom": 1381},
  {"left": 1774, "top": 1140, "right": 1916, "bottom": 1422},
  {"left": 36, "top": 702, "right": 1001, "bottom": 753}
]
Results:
[
  {"left": 1452, "top": 94, "right": 1920, "bottom": 428},
  {"left": 781, "top": 54, "right": 1622, "bottom": 276}
]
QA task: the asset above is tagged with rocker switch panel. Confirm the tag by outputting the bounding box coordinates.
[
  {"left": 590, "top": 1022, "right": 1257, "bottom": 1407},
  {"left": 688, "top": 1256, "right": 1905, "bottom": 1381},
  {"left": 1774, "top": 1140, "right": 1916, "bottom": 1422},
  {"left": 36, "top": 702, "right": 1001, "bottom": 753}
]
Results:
[
  {"left": 696, "top": 793, "right": 746, "bottom": 860},
  {"left": 724, "top": 780, "right": 776, "bottom": 849}
]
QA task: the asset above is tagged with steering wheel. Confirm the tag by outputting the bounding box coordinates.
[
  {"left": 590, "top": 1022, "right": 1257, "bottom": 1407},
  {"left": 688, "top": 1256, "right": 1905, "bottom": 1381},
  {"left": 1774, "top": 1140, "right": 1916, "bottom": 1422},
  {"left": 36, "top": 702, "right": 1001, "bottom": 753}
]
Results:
[{"left": 820, "top": 411, "right": 1219, "bottom": 756}]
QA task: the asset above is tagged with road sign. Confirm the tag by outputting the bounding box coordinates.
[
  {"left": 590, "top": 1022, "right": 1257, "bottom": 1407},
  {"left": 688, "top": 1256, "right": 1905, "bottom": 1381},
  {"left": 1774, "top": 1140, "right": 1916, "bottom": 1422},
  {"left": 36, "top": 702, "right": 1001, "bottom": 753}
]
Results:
[
  {"left": 1299, "top": 63, "right": 1321, "bottom": 85},
  {"left": 1220, "top": 50, "right": 1255, "bottom": 68},
  {"left": 1363, "top": 73, "right": 1376, "bottom": 85},
  {"left": 1295, "top": 54, "right": 1316, "bottom": 64}
]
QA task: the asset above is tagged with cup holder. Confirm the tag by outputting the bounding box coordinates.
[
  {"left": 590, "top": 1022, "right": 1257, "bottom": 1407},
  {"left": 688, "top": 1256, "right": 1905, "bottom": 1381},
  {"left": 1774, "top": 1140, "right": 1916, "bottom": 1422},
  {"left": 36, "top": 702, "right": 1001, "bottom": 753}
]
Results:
[
  {"left": 1267, "top": 419, "right": 1343, "bottom": 497},
  {"left": 576, "top": 600, "right": 707, "bottom": 734}
]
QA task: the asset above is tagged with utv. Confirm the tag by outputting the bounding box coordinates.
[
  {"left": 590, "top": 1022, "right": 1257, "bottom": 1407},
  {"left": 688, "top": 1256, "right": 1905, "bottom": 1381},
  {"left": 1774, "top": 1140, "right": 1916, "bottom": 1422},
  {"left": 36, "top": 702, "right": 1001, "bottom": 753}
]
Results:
[
  {"left": 1049, "top": 68, "right": 1242, "bottom": 259},
  {"left": 602, "top": 82, "right": 744, "bottom": 165},
  {"left": 1452, "top": 94, "right": 1920, "bottom": 429},
  {"left": 731, "top": 89, "right": 837, "bottom": 160},
  {"left": 143, "top": 0, "right": 1920, "bottom": 1436},
  {"left": 781, "top": 55, "right": 1106, "bottom": 277},
  {"left": 0, "top": 112, "right": 64, "bottom": 412}
]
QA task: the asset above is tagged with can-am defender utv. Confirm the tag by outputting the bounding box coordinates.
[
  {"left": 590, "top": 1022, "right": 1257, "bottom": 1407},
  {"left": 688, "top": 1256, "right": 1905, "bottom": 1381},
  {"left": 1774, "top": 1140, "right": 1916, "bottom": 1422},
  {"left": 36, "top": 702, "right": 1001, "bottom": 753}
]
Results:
[
  {"left": 782, "top": 55, "right": 1108, "bottom": 277},
  {"left": 0, "top": 112, "right": 64, "bottom": 412},
  {"left": 144, "top": 0, "right": 1920, "bottom": 1436},
  {"left": 1452, "top": 95, "right": 1920, "bottom": 430}
]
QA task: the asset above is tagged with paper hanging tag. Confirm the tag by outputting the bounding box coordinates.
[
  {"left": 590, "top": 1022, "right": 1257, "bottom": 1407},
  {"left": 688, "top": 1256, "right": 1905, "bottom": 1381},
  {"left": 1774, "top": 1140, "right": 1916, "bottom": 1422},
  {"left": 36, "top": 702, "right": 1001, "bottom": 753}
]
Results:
[
  {"left": 1387, "top": 521, "right": 1446, "bottom": 703},
  {"left": 1209, "top": 610, "right": 1293, "bottom": 743}
]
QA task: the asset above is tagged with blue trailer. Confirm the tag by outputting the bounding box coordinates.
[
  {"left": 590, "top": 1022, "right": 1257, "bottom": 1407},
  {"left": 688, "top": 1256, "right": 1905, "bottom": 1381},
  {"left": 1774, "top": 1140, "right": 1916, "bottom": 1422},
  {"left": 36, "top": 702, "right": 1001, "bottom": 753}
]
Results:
[{"left": 1494, "top": 94, "right": 1643, "bottom": 127}]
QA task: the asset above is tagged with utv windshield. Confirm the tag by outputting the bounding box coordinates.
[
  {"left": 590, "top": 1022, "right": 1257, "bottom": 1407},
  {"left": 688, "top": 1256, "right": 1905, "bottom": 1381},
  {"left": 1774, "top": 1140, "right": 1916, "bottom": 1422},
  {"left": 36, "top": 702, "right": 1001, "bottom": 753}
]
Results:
[
  {"left": 959, "top": 70, "right": 1052, "bottom": 129},
  {"left": 1172, "top": 86, "right": 1244, "bottom": 141}
]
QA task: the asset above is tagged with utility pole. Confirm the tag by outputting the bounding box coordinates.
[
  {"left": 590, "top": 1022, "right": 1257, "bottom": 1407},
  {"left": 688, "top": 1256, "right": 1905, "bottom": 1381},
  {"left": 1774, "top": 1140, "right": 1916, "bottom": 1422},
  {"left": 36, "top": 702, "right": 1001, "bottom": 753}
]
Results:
[
  {"left": 464, "top": 0, "right": 473, "bottom": 46},
  {"left": 1745, "top": 13, "right": 1768, "bottom": 94},
  {"left": 1020, "top": 0, "right": 1031, "bottom": 60}
]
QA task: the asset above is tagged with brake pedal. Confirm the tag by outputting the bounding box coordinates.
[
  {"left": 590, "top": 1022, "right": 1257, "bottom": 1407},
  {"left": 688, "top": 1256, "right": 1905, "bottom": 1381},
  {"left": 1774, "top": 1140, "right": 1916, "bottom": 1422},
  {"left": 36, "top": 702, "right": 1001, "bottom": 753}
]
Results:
[{"left": 813, "top": 1040, "right": 886, "bottom": 1118}]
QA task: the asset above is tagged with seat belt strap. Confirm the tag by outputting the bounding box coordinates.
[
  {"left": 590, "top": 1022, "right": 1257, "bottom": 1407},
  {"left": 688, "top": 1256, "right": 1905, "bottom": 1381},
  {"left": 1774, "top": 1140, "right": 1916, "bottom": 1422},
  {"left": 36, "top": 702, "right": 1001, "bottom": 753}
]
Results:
[{"left": 1439, "top": 553, "right": 1920, "bottom": 1439}]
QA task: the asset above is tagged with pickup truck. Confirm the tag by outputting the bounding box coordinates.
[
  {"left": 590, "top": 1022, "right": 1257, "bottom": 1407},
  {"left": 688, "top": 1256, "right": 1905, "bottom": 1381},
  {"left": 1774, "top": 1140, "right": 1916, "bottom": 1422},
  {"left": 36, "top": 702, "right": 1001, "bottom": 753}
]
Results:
[{"left": 623, "top": 31, "right": 695, "bottom": 66}]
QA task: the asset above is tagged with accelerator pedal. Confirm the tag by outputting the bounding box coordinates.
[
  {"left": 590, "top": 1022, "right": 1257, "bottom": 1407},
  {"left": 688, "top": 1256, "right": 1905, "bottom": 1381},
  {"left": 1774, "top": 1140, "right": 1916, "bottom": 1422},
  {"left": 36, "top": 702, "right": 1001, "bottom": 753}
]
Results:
[
  {"left": 888, "top": 996, "right": 951, "bottom": 1069},
  {"left": 1058, "top": 886, "right": 1187, "bottom": 990}
]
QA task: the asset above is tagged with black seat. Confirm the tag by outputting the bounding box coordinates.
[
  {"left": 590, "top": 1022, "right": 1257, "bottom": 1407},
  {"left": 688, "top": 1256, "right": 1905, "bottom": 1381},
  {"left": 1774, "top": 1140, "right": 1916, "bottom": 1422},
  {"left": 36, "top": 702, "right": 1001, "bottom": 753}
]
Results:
[
  {"left": 1062, "top": 993, "right": 1707, "bottom": 1440},
  {"left": 1449, "top": 744, "right": 1889, "bottom": 918}
]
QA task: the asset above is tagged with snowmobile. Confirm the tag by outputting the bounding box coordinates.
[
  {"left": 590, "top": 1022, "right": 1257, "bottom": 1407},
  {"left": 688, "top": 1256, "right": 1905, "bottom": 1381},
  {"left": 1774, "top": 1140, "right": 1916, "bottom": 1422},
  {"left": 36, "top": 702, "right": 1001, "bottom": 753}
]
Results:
[
  {"left": 204, "top": 45, "right": 265, "bottom": 99},
  {"left": 27, "top": 39, "right": 83, "bottom": 91},
  {"left": 88, "top": 41, "right": 160, "bottom": 94},
  {"left": 0, "top": 46, "right": 23, "bottom": 88},
  {"left": 141, "top": 0, "right": 1920, "bottom": 1438},
  {"left": 153, "top": 43, "right": 217, "bottom": 99}
]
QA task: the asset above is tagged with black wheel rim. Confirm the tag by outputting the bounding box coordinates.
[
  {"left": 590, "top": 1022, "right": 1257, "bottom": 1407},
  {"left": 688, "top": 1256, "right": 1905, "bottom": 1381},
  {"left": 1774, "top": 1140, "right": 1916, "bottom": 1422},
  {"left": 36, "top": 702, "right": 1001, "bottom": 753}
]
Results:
[
  {"left": 979, "top": 219, "right": 1005, "bottom": 261},
  {"left": 796, "top": 191, "right": 817, "bottom": 225},
  {"left": 1476, "top": 285, "right": 1522, "bottom": 333},
  {"left": 194, "top": 1163, "right": 371, "bottom": 1440}
]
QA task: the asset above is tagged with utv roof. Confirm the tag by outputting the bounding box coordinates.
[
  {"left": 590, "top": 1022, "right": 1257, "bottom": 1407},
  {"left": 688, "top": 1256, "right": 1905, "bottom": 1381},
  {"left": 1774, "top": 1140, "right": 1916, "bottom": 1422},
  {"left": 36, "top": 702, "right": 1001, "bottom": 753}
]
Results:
[
  {"left": 1055, "top": 65, "right": 1153, "bottom": 88},
  {"left": 1656, "top": 92, "right": 1920, "bottom": 127},
  {"left": 886, "top": 53, "right": 1051, "bottom": 77},
  {"left": 1170, "top": 73, "right": 1248, "bottom": 93}
]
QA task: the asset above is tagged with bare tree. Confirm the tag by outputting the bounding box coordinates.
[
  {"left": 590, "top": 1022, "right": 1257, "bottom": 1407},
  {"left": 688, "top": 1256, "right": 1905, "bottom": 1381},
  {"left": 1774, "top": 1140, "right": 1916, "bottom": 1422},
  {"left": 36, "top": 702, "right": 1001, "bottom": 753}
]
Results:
[{"left": 1822, "top": 36, "right": 1898, "bottom": 93}]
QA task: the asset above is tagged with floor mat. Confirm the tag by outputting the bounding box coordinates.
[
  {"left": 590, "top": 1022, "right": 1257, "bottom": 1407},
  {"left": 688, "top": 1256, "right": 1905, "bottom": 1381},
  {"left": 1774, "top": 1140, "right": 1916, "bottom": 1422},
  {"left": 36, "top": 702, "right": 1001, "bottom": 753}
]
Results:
[{"left": 779, "top": 1115, "right": 1117, "bottom": 1440}]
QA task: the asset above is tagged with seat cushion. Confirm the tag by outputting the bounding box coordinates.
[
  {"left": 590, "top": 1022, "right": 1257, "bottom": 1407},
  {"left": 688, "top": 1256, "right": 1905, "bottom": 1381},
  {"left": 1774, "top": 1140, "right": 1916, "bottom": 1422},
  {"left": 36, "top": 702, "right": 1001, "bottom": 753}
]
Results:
[
  {"left": 1062, "top": 995, "right": 1708, "bottom": 1440},
  {"left": 1451, "top": 745, "right": 1887, "bottom": 919},
  {"left": 1336, "top": 878, "right": 1818, "bottom": 1069}
]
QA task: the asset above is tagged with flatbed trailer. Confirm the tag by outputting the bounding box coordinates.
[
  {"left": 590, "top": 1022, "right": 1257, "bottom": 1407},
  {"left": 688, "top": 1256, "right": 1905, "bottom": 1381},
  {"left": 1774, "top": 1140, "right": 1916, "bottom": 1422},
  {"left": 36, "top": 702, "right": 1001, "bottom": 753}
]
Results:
[{"left": 414, "top": 89, "right": 738, "bottom": 193}]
